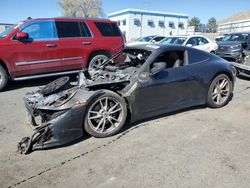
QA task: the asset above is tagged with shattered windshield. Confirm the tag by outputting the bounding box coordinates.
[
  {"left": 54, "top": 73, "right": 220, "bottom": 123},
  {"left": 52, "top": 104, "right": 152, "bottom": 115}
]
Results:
[
  {"left": 223, "top": 34, "right": 248, "bottom": 42},
  {"left": 161, "top": 37, "right": 187, "bottom": 45}
]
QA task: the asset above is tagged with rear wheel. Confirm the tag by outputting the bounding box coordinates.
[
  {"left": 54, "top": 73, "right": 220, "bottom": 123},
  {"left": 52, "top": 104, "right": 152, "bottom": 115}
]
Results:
[
  {"left": 0, "top": 65, "right": 8, "bottom": 91},
  {"left": 88, "top": 54, "right": 108, "bottom": 69},
  {"left": 207, "top": 74, "right": 232, "bottom": 108},
  {"left": 84, "top": 90, "right": 127, "bottom": 138}
]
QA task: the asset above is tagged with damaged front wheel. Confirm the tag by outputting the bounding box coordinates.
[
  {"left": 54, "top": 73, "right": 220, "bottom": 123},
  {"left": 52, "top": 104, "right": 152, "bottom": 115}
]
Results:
[{"left": 84, "top": 90, "right": 127, "bottom": 138}]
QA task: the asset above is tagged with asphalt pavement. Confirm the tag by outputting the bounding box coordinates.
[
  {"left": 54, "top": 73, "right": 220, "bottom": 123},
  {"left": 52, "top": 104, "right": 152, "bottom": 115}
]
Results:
[{"left": 0, "top": 76, "right": 250, "bottom": 188}]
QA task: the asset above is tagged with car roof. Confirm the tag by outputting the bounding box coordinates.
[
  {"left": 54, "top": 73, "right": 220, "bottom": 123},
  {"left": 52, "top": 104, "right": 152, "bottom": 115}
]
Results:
[
  {"left": 22, "top": 17, "right": 114, "bottom": 23},
  {"left": 126, "top": 43, "right": 189, "bottom": 52},
  {"left": 227, "top": 32, "right": 250, "bottom": 35},
  {"left": 167, "top": 35, "right": 208, "bottom": 38}
]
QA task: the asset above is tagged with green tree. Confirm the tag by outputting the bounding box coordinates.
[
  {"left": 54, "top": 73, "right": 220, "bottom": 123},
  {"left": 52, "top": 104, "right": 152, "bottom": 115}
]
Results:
[
  {"left": 58, "top": 0, "right": 104, "bottom": 18},
  {"left": 207, "top": 17, "right": 217, "bottom": 33},
  {"left": 188, "top": 17, "right": 200, "bottom": 32}
]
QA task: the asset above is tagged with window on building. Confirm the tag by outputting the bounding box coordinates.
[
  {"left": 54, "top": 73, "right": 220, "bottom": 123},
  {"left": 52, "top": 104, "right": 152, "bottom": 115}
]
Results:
[
  {"left": 94, "top": 22, "right": 121, "bottom": 37},
  {"left": 148, "top": 20, "right": 155, "bottom": 27},
  {"left": 178, "top": 22, "right": 184, "bottom": 29},
  {"left": 134, "top": 19, "right": 141, "bottom": 26},
  {"left": 169, "top": 21, "right": 175, "bottom": 28},
  {"left": 122, "top": 19, "right": 126, "bottom": 25},
  {"left": 159, "top": 21, "right": 165, "bottom": 28},
  {"left": 117, "top": 20, "right": 120, "bottom": 26}
]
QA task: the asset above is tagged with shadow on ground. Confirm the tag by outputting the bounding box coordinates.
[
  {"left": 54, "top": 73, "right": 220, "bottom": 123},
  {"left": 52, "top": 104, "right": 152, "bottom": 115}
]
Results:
[{"left": 30, "top": 105, "right": 208, "bottom": 154}]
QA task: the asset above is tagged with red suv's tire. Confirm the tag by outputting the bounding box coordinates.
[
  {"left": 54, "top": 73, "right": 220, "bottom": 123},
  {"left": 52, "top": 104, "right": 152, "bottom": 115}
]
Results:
[
  {"left": 89, "top": 54, "right": 108, "bottom": 69},
  {"left": 0, "top": 65, "right": 8, "bottom": 91}
]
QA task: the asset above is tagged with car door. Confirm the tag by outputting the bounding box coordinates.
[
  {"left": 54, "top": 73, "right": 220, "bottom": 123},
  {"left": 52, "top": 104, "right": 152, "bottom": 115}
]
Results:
[
  {"left": 11, "top": 20, "right": 62, "bottom": 76},
  {"left": 132, "top": 50, "right": 200, "bottom": 120},
  {"left": 55, "top": 20, "right": 92, "bottom": 70},
  {"left": 195, "top": 37, "right": 211, "bottom": 52},
  {"left": 185, "top": 37, "right": 198, "bottom": 47}
]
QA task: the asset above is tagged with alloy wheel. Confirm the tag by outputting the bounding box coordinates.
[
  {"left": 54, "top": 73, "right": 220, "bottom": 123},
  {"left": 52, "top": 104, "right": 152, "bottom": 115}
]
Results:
[
  {"left": 211, "top": 78, "right": 230, "bottom": 105},
  {"left": 90, "top": 57, "right": 107, "bottom": 69},
  {"left": 87, "top": 97, "right": 124, "bottom": 134}
]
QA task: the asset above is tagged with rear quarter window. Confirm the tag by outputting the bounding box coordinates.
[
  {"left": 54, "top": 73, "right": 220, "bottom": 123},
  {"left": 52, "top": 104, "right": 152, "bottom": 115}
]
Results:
[
  {"left": 188, "top": 49, "right": 209, "bottom": 64},
  {"left": 94, "top": 22, "right": 121, "bottom": 37}
]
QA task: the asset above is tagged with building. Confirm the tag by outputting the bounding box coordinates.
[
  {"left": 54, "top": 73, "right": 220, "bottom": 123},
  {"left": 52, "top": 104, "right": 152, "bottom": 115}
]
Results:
[
  {"left": 218, "top": 10, "right": 250, "bottom": 34},
  {"left": 108, "top": 9, "right": 188, "bottom": 41},
  {"left": 0, "top": 23, "right": 13, "bottom": 33}
]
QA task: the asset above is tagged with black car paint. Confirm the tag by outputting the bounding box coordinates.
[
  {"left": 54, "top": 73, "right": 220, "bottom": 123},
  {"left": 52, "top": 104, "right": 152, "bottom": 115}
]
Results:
[{"left": 18, "top": 44, "right": 236, "bottom": 154}]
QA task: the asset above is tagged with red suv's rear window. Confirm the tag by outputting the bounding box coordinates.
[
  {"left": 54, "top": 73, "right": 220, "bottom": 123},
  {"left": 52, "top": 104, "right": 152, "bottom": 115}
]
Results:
[{"left": 94, "top": 22, "right": 121, "bottom": 37}]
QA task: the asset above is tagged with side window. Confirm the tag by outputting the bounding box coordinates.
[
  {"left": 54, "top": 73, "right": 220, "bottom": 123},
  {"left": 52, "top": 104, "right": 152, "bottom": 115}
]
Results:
[
  {"left": 79, "top": 22, "right": 92, "bottom": 37},
  {"left": 21, "top": 21, "right": 57, "bottom": 41},
  {"left": 55, "top": 21, "right": 81, "bottom": 38},
  {"left": 186, "top": 37, "right": 197, "bottom": 46},
  {"left": 197, "top": 37, "right": 208, "bottom": 45},
  {"left": 188, "top": 49, "right": 209, "bottom": 64},
  {"left": 94, "top": 22, "right": 121, "bottom": 37},
  {"left": 153, "top": 37, "right": 165, "bottom": 42},
  {"left": 153, "top": 50, "right": 186, "bottom": 69}
]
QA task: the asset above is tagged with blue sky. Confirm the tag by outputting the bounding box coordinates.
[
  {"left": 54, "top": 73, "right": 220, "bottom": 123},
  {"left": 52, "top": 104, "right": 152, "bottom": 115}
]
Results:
[{"left": 0, "top": 0, "right": 249, "bottom": 24}]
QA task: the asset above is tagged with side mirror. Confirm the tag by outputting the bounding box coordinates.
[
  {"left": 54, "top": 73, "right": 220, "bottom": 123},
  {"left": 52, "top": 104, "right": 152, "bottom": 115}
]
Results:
[
  {"left": 16, "top": 32, "right": 29, "bottom": 40},
  {"left": 151, "top": 40, "right": 156, "bottom": 44},
  {"left": 186, "top": 44, "right": 192, "bottom": 47},
  {"left": 150, "top": 62, "right": 166, "bottom": 75}
]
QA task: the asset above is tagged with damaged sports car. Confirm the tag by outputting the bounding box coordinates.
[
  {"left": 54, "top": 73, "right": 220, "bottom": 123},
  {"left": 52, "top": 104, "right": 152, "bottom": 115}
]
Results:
[{"left": 18, "top": 44, "right": 236, "bottom": 154}]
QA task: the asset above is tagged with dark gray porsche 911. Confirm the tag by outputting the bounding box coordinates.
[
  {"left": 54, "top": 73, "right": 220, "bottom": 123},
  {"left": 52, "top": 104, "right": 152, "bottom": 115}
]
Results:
[{"left": 18, "top": 44, "right": 236, "bottom": 154}]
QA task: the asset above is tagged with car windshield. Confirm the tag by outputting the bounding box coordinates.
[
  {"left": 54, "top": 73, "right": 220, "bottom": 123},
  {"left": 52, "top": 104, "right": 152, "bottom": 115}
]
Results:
[
  {"left": 161, "top": 37, "right": 187, "bottom": 45},
  {"left": 104, "top": 49, "right": 152, "bottom": 68},
  {"left": 222, "top": 34, "right": 248, "bottom": 42},
  {"left": 137, "top": 36, "right": 156, "bottom": 42},
  {"left": 0, "top": 24, "right": 17, "bottom": 39}
]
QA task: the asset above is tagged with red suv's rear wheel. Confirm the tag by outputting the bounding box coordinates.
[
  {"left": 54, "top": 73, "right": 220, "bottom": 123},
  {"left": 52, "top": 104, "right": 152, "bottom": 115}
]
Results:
[{"left": 88, "top": 54, "right": 108, "bottom": 69}]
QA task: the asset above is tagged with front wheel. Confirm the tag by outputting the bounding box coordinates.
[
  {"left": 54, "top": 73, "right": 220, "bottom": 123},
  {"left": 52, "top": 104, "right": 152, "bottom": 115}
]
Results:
[
  {"left": 207, "top": 74, "right": 232, "bottom": 108},
  {"left": 84, "top": 90, "right": 127, "bottom": 138}
]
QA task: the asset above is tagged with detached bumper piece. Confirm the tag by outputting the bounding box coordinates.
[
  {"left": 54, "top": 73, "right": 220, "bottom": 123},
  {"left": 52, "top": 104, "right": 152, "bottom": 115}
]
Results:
[{"left": 18, "top": 124, "right": 52, "bottom": 154}]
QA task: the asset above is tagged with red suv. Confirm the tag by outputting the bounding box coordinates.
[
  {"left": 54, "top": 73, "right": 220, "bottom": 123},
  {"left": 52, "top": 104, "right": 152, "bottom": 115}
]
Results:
[{"left": 0, "top": 18, "right": 125, "bottom": 90}]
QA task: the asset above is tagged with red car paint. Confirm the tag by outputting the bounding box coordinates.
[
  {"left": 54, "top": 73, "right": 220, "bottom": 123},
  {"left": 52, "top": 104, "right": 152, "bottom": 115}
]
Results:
[{"left": 0, "top": 18, "right": 124, "bottom": 79}]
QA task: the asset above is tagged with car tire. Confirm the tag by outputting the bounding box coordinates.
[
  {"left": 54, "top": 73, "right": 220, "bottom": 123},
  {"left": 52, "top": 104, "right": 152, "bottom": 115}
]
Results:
[
  {"left": 40, "top": 76, "right": 70, "bottom": 96},
  {"left": 88, "top": 54, "right": 108, "bottom": 69},
  {"left": 84, "top": 90, "right": 127, "bottom": 138},
  {"left": 207, "top": 74, "right": 232, "bottom": 108},
  {"left": 0, "top": 65, "right": 8, "bottom": 91}
]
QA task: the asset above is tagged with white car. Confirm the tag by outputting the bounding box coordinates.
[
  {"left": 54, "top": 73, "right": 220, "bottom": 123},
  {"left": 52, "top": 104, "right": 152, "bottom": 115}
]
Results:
[
  {"left": 160, "top": 35, "right": 218, "bottom": 53},
  {"left": 127, "top": 35, "right": 166, "bottom": 46}
]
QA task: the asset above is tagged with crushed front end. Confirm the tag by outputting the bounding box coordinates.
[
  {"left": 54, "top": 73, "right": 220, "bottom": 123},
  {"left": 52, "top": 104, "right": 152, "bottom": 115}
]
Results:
[{"left": 18, "top": 76, "right": 96, "bottom": 154}]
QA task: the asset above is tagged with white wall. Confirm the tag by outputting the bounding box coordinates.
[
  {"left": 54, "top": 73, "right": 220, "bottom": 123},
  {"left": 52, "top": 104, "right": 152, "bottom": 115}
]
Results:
[
  {"left": 110, "top": 13, "right": 188, "bottom": 42},
  {"left": 218, "top": 19, "right": 250, "bottom": 34}
]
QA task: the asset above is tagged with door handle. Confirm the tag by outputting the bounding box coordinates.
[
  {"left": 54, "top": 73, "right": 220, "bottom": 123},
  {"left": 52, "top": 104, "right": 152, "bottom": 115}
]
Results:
[
  {"left": 46, "top": 44, "right": 57, "bottom": 47},
  {"left": 82, "top": 42, "right": 92, "bottom": 45}
]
